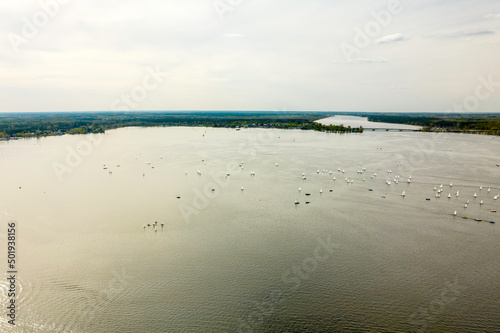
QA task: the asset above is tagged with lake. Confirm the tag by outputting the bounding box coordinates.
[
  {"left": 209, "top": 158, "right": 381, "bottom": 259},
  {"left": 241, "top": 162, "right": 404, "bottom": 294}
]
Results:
[
  {"left": 318, "top": 115, "right": 423, "bottom": 131},
  {"left": 0, "top": 125, "right": 499, "bottom": 332}
]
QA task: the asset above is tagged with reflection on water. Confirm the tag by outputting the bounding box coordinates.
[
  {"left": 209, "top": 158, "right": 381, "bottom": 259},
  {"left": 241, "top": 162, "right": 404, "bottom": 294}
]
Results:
[{"left": 0, "top": 127, "right": 499, "bottom": 332}]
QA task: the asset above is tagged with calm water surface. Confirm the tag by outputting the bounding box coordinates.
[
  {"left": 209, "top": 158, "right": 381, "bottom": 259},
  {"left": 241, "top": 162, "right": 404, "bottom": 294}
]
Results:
[
  {"left": 318, "top": 115, "right": 422, "bottom": 130},
  {"left": 0, "top": 126, "right": 499, "bottom": 332}
]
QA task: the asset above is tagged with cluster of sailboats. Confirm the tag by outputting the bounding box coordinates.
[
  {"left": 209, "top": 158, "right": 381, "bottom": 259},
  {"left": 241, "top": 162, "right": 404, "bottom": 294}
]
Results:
[
  {"left": 430, "top": 183, "right": 498, "bottom": 224},
  {"left": 291, "top": 162, "right": 497, "bottom": 225},
  {"left": 128, "top": 153, "right": 497, "bottom": 228},
  {"left": 143, "top": 220, "right": 164, "bottom": 232}
]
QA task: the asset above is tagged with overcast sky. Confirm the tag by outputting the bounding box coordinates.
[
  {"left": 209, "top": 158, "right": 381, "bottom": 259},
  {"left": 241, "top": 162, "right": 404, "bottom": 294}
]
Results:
[{"left": 1, "top": 0, "right": 499, "bottom": 112}]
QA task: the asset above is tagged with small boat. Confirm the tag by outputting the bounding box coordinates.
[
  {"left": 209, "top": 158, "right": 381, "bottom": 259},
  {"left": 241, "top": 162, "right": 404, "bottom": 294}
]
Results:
[
  {"left": 448, "top": 193, "right": 451, "bottom": 198},
  {"left": 305, "top": 202, "right": 310, "bottom": 204},
  {"left": 426, "top": 198, "right": 431, "bottom": 201},
  {"left": 305, "top": 193, "right": 311, "bottom": 196},
  {"left": 401, "top": 191, "right": 406, "bottom": 197},
  {"left": 489, "top": 221, "right": 496, "bottom": 224},
  {"left": 474, "top": 218, "right": 482, "bottom": 222},
  {"left": 368, "top": 189, "right": 373, "bottom": 192},
  {"left": 294, "top": 200, "right": 299, "bottom": 205},
  {"left": 453, "top": 211, "right": 457, "bottom": 216},
  {"left": 491, "top": 210, "right": 497, "bottom": 213},
  {"left": 462, "top": 216, "right": 468, "bottom": 219}
]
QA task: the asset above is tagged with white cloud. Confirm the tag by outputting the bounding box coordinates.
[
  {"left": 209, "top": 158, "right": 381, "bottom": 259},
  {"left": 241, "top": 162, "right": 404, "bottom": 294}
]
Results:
[
  {"left": 375, "top": 33, "right": 406, "bottom": 44},
  {"left": 223, "top": 34, "right": 243, "bottom": 38},
  {"left": 349, "top": 58, "right": 387, "bottom": 64},
  {"left": 430, "top": 30, "right": 495, "bottom": 39},
  {"left": 484, "top": 13, "right": 500, "bottom": 18}
]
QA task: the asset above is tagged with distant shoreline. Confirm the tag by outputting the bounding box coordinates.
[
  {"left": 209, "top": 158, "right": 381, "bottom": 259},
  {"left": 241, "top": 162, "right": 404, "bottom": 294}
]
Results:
[{"left": 1, "top": 111, "right": 499, "bottom": 139}]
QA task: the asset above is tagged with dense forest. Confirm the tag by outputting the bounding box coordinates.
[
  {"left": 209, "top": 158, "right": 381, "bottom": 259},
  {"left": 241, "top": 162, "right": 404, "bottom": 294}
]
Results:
[{"left": 0, "top": 112, "right": 362, "bottom": 139}]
